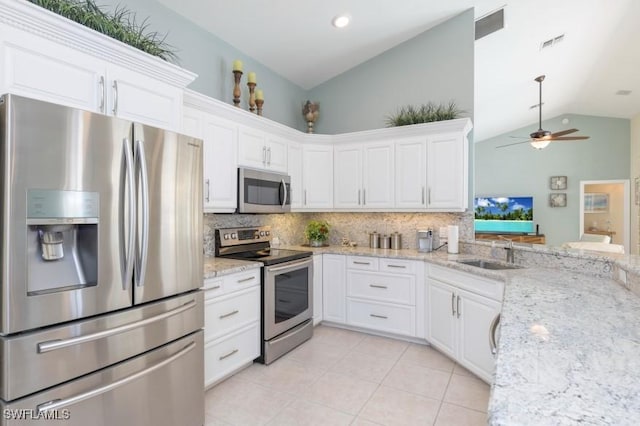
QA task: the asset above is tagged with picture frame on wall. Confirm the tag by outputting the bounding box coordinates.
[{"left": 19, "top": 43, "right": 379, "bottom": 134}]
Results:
[
  {"left": 584, "top": 193, "right": 609, "bottom": 213},
  {"left": 549, "top": 193, "right": 567, "bottom": 207},
  {"left": 550, "top": 176, "right": 567, "bottom": 190}
]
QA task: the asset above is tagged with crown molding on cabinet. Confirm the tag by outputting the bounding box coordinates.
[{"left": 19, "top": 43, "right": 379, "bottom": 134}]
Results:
[{"left": 0, "top": 0, "right": 196, "bottom": 88}]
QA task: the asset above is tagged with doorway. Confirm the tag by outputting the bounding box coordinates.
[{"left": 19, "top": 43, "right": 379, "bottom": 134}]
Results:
[{"left": 579, "top": 180, "right": 630, "bottom": 253}]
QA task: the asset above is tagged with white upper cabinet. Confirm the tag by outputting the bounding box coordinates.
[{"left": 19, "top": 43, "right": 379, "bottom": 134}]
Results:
[
  {"left": 238, "top": 126, "right": 288, "bottom": 173},
  {"left": 300, "top": 144, "right": 333, "bottom": 210},
  {"left": 0, "top": 2, "right": 195, "bottom": 131},
  {"left": 426, "top": 132, "right": 468, "bottom": 211},
  {"left": 395, "top": 137, "right": 427, "bottom": 209},
  {"left": 334, "top": 141, "right": 394, "bottom": 210},
  {"left": 287, "top": 142, "right": 303, "bottom": 209}
]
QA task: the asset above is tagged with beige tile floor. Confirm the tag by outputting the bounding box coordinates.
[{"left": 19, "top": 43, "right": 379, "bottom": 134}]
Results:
[{"left": 205, "top": 325, "right": 490, "bottom": 426}]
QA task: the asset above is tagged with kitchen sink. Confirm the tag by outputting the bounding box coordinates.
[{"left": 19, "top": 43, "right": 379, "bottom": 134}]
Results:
[{"left": 456, "top": 259, "right": 521, "bottom": 270}]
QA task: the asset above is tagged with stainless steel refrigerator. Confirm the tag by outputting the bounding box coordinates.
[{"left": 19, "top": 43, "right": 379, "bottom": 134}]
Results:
[{"left": 0, "top": 94, "right": 204, "bottom": 425}]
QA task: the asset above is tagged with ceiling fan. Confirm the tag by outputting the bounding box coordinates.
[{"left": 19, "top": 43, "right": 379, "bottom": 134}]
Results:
[{"left": 497, "top": 75, "right": 590, "bottom": 149}]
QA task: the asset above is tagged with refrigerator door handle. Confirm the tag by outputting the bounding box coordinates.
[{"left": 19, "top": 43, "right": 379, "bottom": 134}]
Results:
[
  {"left": 37, "top": 300, "right": 197, "bottom": 353},
  {"left": 122, "top": 138, "right": 136, "bottom": 290},
  {"left": 135, "top": 139, "right": 150, "bottom": 288},
  {"left": 36, "top": 340, "right": 196, "bottom": 414}
]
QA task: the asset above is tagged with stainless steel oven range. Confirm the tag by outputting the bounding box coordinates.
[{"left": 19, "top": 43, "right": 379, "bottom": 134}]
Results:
[{"left": 215, "top": 226, "right": 313, "bottom": 364}]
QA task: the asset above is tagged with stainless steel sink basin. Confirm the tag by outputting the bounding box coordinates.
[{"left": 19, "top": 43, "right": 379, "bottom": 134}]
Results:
[{"left": 456, "top": 259, "right": 520, "bottom": 270}]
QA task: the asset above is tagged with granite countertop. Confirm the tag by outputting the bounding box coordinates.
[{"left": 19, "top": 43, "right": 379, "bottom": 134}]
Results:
[
  {"left": 203, "top": 256, "right": 262, "bottom": 280},
  {"left": 204, "top": 245, "right": 640, "bottom": 424}
]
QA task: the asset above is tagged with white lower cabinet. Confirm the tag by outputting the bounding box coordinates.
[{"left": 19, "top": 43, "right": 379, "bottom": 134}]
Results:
[
  {"left": 427, "top": 265, "right": 503, "bottom": 383},
  {"left": 322, "top": 254, "right": 346, "bottom": 323},
  {"left": 203, "top": 268, "right": 261, "bottom": 388}
]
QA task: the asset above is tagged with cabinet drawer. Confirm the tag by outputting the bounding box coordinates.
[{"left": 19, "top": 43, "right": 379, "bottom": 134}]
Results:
[
  {"left": 347, "top": 271, "right": 415, "bottom": 305},
  {"left": 204, "top": 286, "right": 260, "bottom": 342},
  {"left": 346, "top": 299, "right": 415, "bottom": 336},
  {"left": 204, "top": 323, "right": 260, "bottom": 388},
  {"left": 347, "top": 256, "right": 379, "bottom": 271},
  {"left": 203, "top": 269, "right": 260, "bottom": 299},
  {"left": 379, "top": 258, "right": 417, "bottom": 274},
  {"left": 428, "top": 264, "right": 504, "bottom": 301}
]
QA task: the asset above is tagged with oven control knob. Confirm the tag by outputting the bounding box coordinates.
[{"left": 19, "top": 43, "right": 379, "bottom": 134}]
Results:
[
  {"left": 259, "top": 231, "right": 265, "bottom": 237},
  {"left": 230, "top": 233, "right": 237, "bottom": 239},
  {"left": 223, "top": 233, "right": 230, "bottom": 240},
  {"left": 265, "top": 231, "right": 270, "bottom": 236}
]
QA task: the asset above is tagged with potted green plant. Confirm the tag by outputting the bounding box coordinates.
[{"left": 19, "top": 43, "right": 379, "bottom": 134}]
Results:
[{"left": 304, "top": 220, "right": 330, "bottom": 247}]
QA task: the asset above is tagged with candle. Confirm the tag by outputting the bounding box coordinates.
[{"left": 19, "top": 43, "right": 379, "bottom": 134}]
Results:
[
  {"left": 255, "top": 89, "right": 264, "bottom": 100},
  {"left": 247, "top": 72, "right": 256, "bottom": 84},
  {"left": 232, "top": 60, "right": 243, "bottom": 72}
]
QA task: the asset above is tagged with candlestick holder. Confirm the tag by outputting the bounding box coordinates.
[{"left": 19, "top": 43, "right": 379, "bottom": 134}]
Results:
[
  {"left": 256, "top": 99, "right": 264, "bottom": 116},
  {"left": 232, "top": 70, "right": 242, "bottom": 107},
  {"left": 247, "top": 82, "right": 256, "bottom": 113}
]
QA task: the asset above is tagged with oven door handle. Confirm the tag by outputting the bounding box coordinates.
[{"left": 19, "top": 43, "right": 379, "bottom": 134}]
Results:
[{"left": 266, "top": 258, "right": 310, "bottom": 273}]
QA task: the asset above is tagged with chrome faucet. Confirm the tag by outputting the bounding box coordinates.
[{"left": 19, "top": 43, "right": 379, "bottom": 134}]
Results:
[{"left": 498, "top": 236, "right": 514, "bottom": 263}]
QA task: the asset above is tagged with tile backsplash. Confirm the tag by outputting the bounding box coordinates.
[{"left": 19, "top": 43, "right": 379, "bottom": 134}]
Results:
[{"left": 204, "top": 211, "right": 472, "bottom": 255}]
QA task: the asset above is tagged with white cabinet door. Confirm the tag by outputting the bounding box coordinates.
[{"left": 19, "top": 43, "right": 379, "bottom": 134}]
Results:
[
  {"left": 322, "top": 254, "right": 346, "bottom": 324},
  {"left": 333, "top": 145, "right": 362, "bottom": 209},
  {"left": 363, "top": 142, "right": 394, "bottom": 208},
  {"left": 313, "top": 254, "right": 323, "bottom": 325},
  {"left": 238, "top": 126, "right": 267, "bottom": 169},
  {"left": 457, "top": 288, "right": 501, "bottom": 382},
  {"left": 288, "top": 143, "right": 303, "bottom": 209},
  {"left": 265, "top": 135, "right": 288, "bottom": 173},
  {"left": 202, "top": 115, "right": 238, "bottom": 212},
  {"left": 427, "top": 279, "right": 457, "bottom": 359},
  {"left": 302, "top": 144, "right": 333, "bottom": 209},
  {"left": 0, "top": 26, "right": 103, "bottom": 112},
  {"left": 426, "top": 133, "right": 466, "bottom": 210},
  {"left": 181, "top": 106, "right": 203, "bottom": 138},
  {"left": 106, "top": 63, "right": 182, "bottom": 130},
  {"left": 395, "top": 138, "right": 427, "bottom": 209}
]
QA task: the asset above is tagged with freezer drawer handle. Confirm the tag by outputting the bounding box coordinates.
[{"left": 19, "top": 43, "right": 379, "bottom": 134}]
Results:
[
  {"left": 37, "top": 300, "right": 197, "bottom": 354},
  {"left": 36, "top": 341, "right": 196, "bottom": 414}
]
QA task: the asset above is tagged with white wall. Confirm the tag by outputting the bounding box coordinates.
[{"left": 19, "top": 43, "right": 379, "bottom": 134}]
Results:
[{"left": 631, "top": 113, "right": 640, "bottom": 254}]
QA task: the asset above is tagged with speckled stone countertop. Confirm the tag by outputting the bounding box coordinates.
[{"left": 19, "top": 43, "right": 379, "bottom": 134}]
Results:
[
  {"left": 204, "top": 244, "right": 640, "bottom": 424},
  {"left": 203, "top": 256, "right": 262, "bottom": 280}
]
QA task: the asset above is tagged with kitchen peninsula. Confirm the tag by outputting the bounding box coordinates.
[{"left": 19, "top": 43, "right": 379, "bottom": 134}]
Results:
[{"left": 205, "top": 243, "right": 640, "bottom": 425}]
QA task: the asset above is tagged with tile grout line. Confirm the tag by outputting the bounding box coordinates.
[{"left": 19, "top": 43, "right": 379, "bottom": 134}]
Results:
[{"left": 432, "top": 368, "right": 456, "bottom": 425}]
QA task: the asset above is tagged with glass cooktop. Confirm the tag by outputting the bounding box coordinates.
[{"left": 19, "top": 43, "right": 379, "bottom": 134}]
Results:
[{"left": 221, "top": 248, "right": 312, "bottom": 266}]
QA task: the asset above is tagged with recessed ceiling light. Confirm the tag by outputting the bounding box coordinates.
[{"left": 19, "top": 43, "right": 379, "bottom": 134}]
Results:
[{"left": 332, "top": 14, "right": 351, "bottom": 28}]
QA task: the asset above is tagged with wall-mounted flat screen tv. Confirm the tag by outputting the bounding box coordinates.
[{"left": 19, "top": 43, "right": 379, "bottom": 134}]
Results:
[{"left": 474, "top": 196, "right": 534, "bottom": 233}]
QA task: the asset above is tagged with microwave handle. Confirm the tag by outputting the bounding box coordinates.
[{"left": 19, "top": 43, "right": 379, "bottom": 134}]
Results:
[{"left": 281, "top": 179, "right": 288, "bottom": 208}]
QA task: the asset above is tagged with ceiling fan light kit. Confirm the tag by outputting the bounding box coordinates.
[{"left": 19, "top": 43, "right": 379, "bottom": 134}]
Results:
[{"left": 497, "top": 75, "right": 590, "bottom": 149}]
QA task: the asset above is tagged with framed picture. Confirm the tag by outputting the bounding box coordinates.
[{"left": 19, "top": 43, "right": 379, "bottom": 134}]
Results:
[
  {"left": 550, "top": 176, "right": 567, "bottom": 190},
  {"left": 584, "top": 193, "right": 609, "bottom": 213},
  {"left": 549, "top": 193, "right": 567, "bottom": 207}
]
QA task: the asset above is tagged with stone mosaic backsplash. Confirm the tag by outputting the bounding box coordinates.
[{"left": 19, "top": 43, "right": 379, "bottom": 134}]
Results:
[{"left": 203, "top": 211, "right": 473, "bottom": 256}]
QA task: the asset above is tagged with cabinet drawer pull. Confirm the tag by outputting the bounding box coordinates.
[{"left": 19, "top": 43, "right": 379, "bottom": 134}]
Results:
[
  {"left": 369, "top": 284, "right": 387, "bottom": 289},
  {"left": 237, "top": 276, "right": 255, "bottom": 283},
  {"left": 205, "top": 285, "right": 221, "bottom": 291},
  {"left": 353, "top": 261, "right": 370, "bottom": 265},
  {"left": 370, "top": 314, "right": 388, "bottom": 319},
  {"left": 219, "top": 348, "right": 239, "bottom": 360},
  {"left": 219, "top": 310, "right": 239, "bottom": 319},
  {"left": 387, "top": 264, "right": 406, "bottom": 269}
]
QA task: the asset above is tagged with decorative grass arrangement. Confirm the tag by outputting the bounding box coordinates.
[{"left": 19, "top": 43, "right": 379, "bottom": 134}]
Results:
[
  {"left": 386, "top": 101, "right": 463, "bottom": 127},
  {"left": 28, "top": 0, "right": 177, "bottom": 62}
]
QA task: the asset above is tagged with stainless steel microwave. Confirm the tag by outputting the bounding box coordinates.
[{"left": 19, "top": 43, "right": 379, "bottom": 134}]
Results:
[{"left": 237, "top": 167, "right": 291, "bottom": 213}]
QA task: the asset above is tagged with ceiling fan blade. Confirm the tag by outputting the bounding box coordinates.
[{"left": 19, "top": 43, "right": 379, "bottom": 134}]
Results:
[
  {"left": 551, "top": 128, "right": 579, "bottom": 137},
  {"left": 496, "top": 140, "right": 532, "bottom": 148},
  {"left": 550, "top": 136, "right": 590, "bottom": 141}
]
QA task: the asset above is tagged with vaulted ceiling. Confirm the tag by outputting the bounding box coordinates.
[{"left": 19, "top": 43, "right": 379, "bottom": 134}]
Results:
[{"left": 157, "top": 0, "right": 639, "bottom": 141}]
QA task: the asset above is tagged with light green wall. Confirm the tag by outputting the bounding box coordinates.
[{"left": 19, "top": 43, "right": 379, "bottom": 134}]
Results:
[
  {"left": 475, "top": 114, "right": 630, "bottom": 247},
  {"left": 99, "top": 0, "right": 307, "bottom": 128},
  {"left": 307, "top": 9, "right": 474, "bottom": 135}
]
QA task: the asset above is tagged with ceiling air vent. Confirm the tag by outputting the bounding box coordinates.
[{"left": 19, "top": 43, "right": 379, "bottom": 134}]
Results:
[
  {"left": 616, "top": 90, "right": 632, "bottom": 96},
  {"left": 540, "top": 34, "right": 565, "bottom": 50},
  {"left": 475, "top": 8, "right": 504, "bottom": 41}
]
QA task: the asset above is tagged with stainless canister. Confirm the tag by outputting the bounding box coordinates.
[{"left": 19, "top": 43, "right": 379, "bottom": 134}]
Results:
[
  {"left": 380, "top": 235, "right": 391, "bottom": 249},
  {"left": 390, "top": 232, "right": 402, "bottom": 250},
  {"left": 369, "top": 232, "right": 380, "bottom": 248}
]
